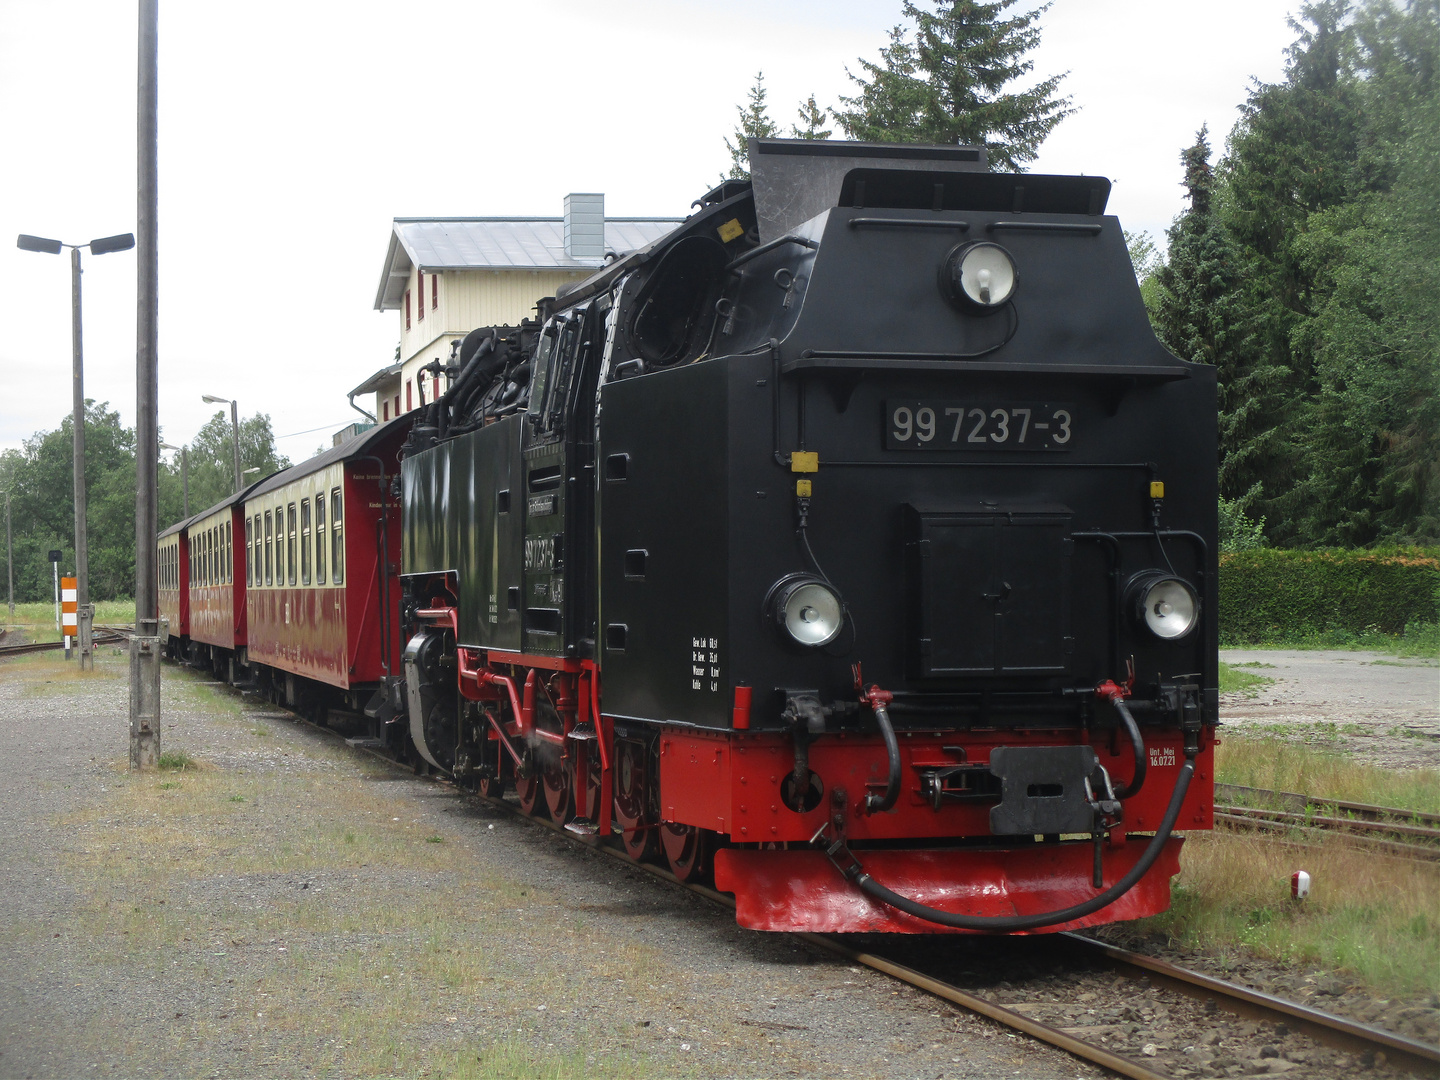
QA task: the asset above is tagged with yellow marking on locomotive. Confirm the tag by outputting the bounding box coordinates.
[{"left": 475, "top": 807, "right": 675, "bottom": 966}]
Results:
[
  {"left": 717, "top": 218, "right": 745, "bottom": 243},
  {"left": 791, "top": 452, "right": 819, "bottom": 473},
  {"left": 1150, "top": 481, "right": 1165, "bottom": 499},
  {"left": 796, "top": 479, "right": 812, "bottom": 497}
]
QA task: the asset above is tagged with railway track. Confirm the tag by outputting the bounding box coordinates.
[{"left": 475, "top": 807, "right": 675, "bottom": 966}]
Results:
[
  {"left": 0, "top": 624, "right": 132, "bottom": 658},
  {"left": 1215, "top": 782, "right": 1440, "bottom": 861},
  {"left": 211, "top": 675, "right": 1440, "bottom": 1080}
]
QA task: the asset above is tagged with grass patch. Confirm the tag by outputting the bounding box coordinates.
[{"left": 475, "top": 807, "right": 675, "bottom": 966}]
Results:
[
  {"left": 1217, "top": 662, "right": 1275, "bottom": 695},
  {"left": 158, "top": 750, "right": 198, "bottom": 772},
  {"left": 1215, "top": 736, "right": 1440, "bottom": 814}
]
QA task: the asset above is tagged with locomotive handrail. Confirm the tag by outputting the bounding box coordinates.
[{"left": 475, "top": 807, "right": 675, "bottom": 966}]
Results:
[
  {"left": 845, "top": 217, "right": 972, "bottom": 231},
  {"left": 784, "top": 354, "right": 1189, "bottom": 378},
  {"left": 726, "top": 233, "right": 818, "bottom": 272},
  {"left": 985, "top": 221, "right": 1104, "bottom": 235}
]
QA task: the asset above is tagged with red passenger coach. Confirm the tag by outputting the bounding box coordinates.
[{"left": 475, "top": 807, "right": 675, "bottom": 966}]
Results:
[
  {"left": 243, "top": 419, "right": 409, "bottom": 710},
  {"left": 186, "top": 483, "right": 265, "bottom": 680},
  {"left": 158, "top": 517, "right": 194, "bottom": 658}
]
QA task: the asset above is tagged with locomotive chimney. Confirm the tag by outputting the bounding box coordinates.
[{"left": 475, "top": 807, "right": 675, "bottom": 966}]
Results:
[{"left": 563, "top": 192, "right": 605, "bottom": 261}]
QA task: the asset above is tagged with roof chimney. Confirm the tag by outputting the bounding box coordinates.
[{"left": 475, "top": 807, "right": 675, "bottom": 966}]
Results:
[{"left": 563, "top": 193, "right": 605, "bottom": 260}]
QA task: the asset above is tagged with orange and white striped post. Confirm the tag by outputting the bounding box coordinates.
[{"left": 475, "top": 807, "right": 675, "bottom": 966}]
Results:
[{"left": 61, "top": 575, "right": 77, "bottom": 658}]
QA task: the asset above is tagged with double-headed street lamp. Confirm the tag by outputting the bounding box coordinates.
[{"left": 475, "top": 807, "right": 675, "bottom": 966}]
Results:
[
  {"left": 201, "top": 394, "right": 242, "bottom": 494},
  {"left": 17, "top": 230, "right": 135, "bottom": 670}
]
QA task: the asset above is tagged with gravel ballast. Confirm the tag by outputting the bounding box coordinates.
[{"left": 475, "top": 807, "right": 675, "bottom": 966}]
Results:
[{"left": 0, "top": 652, "right": 1095, "bottom": 1079}]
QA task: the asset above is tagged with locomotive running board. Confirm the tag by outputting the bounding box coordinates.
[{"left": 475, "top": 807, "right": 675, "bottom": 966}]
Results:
[{"left": 713, "top": 837, "right": 1183, "bottom": 935}]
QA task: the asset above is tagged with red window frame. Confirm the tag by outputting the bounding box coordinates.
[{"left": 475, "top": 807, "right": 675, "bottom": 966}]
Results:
[
  {"left": 417, "top": 271, "right": 425, "bottom": 322},
  {"left": 431, "top": 274, "right": 438, "bottom": 310},
  {"left": 406, "top": 380, "right": 412, "bottom": 412},
  {"left": 404, "top": 290, "right": 411, "bottom": 331}
]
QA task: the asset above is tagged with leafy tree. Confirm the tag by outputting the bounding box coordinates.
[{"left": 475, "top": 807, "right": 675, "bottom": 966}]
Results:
[
  {"left": 724, "top": 72, "right": 780, "bottom": 180},
  {"left": 833, "top": 1, "right": 1074, "bottom": 170},
  {"left": 791, "top": 94, "right": 832, "bottom": 140},
  {"left": 171, "top": 411, "right": 290, "bottom": 523},
  {"left": 0, "top": 402, "right": 137, "bottom": 602}
]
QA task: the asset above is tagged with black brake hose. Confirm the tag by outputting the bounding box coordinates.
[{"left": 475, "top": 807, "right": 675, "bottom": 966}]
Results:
[
  {"left": 864, "top": 701, "right": 902, "bottom": 814},
  {"left": 1112, "top": 698, "right": 1148, "bottom": 800},
  {"left": 848, "top": 752, "right": 1195, "bottom": 932}
]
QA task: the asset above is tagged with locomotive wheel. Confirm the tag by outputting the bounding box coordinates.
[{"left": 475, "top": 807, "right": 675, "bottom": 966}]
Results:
[
  {"left": 613, "top": 741, "right": 654, "bottom": 861},
  {"left": 660, "top": 822, "right": 711, "bottom": 883},
  {"left": 543, "top": 755, "right": 574, "bottom": 825},
  {"left": 514, "top": 751, "right": 542, "bottom": 815}
]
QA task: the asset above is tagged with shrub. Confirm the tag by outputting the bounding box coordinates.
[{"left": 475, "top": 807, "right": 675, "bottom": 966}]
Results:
[{"left": 1219, "top": 547, "right": 1440, "bottom": 642}]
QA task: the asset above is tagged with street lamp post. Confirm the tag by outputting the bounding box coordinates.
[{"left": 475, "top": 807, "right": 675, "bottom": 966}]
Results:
[
  {"left": 4, "top": 489, "right": 12, "bottom": 621},
  {"left": 17, "top": 230, "right": 135, "bottom": 671},
  {"left": 160, "top": 442, "right": 189, "bottom": 517},
  {"left": 201, "top": 394, "right": 242, "bottom": 494}
]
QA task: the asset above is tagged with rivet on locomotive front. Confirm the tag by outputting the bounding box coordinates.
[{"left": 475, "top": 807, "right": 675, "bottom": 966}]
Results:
[{"left": 392, "top": 138, "right": 1218, "bottom": 935}]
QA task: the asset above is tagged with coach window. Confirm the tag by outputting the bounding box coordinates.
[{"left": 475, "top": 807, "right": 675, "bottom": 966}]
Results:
[
  {"left": 300, "top": 498, "right": 312, "bottom": 585},
  {"left": 331, "top": 488, "right": 344, "bottom": 585},
  {"left": 264, "top": 511, "right": 273, "bottom": 586},
  {"left": 276, "top": 509, "right": 285, "bottom": 585},
  {"left": 225, "top": 521, "right": 232, "bottom": 584},
  {"left": 287, "top": 503, "right": 297, "bottom": 586},
  {"left": 245, "top": 518, "right": 253, "bottom": 587},
  {"left": 315, "top": 493, "right": 326, "bottom": 585}
]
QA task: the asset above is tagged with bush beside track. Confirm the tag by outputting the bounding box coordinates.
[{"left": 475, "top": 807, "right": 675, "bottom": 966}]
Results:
[{"left": 1219, "top": 547, "right": 1440, "bottom": 643}]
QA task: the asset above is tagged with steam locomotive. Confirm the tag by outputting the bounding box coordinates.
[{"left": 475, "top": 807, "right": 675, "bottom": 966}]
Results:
[{"left": 160, "top": 139, "right": 1218, "bottom": 935}]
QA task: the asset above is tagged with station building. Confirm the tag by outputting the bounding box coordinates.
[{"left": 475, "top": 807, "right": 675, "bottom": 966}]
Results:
[{"left": 350, "top": 194, "right": 683, "bottom": 427}]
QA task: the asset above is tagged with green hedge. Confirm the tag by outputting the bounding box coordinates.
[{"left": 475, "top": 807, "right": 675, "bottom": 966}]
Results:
[{"left": 1218, "top": 548, "right": 1440, "bottom": 642}]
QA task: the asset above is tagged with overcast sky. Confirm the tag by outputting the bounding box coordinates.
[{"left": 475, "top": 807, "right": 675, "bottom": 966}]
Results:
[{"left": 0, "top": 0, "right": 1299, "bottom": 456}]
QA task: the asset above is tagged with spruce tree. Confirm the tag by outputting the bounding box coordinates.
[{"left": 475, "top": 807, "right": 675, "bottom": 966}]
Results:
[
  {"left": 833, "top": 1, "right": 1073, "bottom": 170},
  {"left": 791, "top": 95, "right": 832, "bottom": 140},
  {"left": 724, "top": 72, "right": 780, "bottom": 180}
]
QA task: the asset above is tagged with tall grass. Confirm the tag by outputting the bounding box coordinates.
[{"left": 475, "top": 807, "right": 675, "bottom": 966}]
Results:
[
  {"left": 1147, "top": 831, "right": 1440, "bottom": 998},
  {"left": 2, "top": 598, "right": 135, "bottom": 645}
]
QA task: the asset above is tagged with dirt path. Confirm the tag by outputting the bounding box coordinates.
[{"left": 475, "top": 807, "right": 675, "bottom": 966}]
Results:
[
  {"left": 0, "top": 653, "right": 1092, "bottom": 1080},
  {"left": 1219, "top": 649, "right": 1440, "bottom": 769}
]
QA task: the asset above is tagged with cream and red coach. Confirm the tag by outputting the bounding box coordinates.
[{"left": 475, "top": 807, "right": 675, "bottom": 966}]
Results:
[
  {"left": 186, "top": 482, "right": 267, "bottom": 680},
  {"left": 241, "top": 420, "right": 409, "bottom": 711},
  {"left": 158, "top": 515, "right": 194, "bottom": 659}
]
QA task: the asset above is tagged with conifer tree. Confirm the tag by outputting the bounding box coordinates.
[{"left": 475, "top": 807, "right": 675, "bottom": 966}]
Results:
[
  {"left": 724, "top": 72, "right": 780, "bottom": 180},
  {"left": 792, "top": 94, "right": 832, "bottom": 140},
  {"left": 833, "top": 1, "right": 1073, "bottom": 170}
]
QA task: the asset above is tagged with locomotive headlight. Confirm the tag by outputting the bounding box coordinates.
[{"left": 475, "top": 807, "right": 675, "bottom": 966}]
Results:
[
  {"left": 767, "top": 574, "right": 845, "bottom": 648},
  {"left": 940, "top": 242, "right": 1017, "bottom": 312},
  {"left": 1125, "top": 571, "right": 1200, "bottom": 641}
]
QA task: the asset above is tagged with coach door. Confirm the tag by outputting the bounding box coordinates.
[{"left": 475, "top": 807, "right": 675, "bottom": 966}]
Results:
[{"left": 520, "top": 302, "right": 601, "bottom": 659}]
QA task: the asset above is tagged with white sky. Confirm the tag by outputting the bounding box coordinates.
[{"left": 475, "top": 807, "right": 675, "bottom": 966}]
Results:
[{"left": 0, "top": 0, "right": 1298, "bottom": 456}]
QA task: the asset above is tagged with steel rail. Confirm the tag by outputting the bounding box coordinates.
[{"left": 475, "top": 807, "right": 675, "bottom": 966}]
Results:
[
  {"left": 1217, "top": 803, "right": 1440, "bottom": 844},
  {"left": 1214, "top": 810, "right": 1440, "bottom": 862},
  {"left": 0, "top": 628, "right": 129, "bottom": 658},
  {"left": 1217, "top": 782, "right": 1440, "bottom": 829},
  {"left": 1063, "top": 934, "right": 1440, "bottom": 1076}
]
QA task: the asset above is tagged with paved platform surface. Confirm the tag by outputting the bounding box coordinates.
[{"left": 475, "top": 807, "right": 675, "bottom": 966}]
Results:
[{"left": 1219, "top": 649, "right": 1439, "bottom": 769}]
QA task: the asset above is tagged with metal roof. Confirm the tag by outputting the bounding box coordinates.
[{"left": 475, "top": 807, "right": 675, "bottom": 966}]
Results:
[
  {"left": 246, "top": 414, "right": 412, "bottom": 500},
  {"left": 349, "top": 362, "right": 402, "bottom": 397},
  {"left": 375, "top": 217, "right": 683, "bottom": 310}
]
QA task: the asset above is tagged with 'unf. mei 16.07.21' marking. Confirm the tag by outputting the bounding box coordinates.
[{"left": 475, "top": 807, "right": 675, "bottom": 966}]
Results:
[{"left": 886, "top": 400, "right": 1075, "bottom": 451}]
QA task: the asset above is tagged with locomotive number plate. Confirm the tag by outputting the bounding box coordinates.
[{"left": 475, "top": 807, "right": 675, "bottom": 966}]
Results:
[{"left": 885, "top": 401, "right": 1074, "bottom": 451}]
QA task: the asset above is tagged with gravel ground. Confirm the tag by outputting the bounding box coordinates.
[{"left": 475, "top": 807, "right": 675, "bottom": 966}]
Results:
[
  {"left": 1219, "top": 649, "right": 1439, "bottom": 769},
  {"left": 0, "top": 652, "right": 1095, "bottom": 1080}
]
